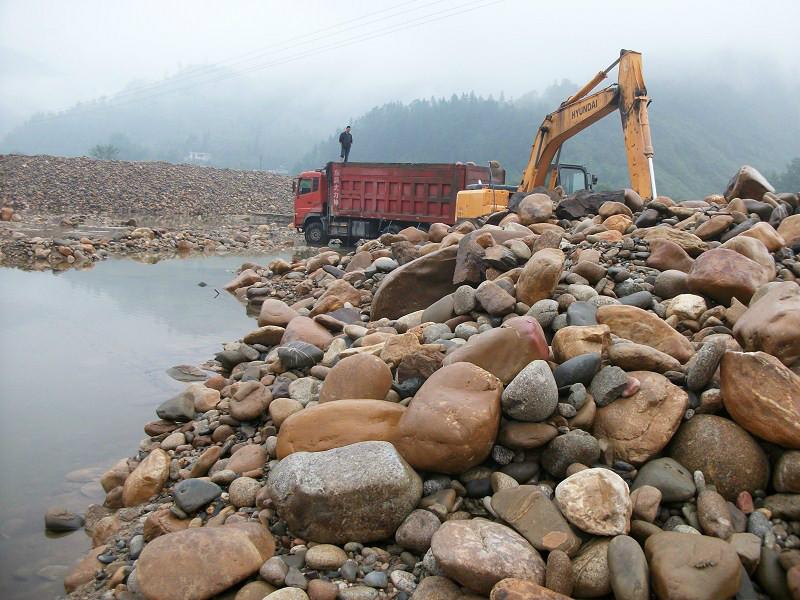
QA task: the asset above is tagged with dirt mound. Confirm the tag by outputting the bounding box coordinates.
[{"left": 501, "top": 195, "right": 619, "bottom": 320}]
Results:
[{"left": 0, "top": 154, "right": 294, "bottom": 216}]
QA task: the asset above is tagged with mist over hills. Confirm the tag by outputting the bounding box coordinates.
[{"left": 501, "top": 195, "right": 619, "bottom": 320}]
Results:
[{"left": 3, "top": 67, "right": 799, "bottom": 199}]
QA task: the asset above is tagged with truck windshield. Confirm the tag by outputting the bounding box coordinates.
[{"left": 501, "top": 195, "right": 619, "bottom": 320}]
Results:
[{"left": 298, "top": 178, "right": 313, "bottom": 194}]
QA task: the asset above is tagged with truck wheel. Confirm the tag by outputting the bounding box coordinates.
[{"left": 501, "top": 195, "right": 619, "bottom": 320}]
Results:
[{"left": 304, "top": 222, "right": 327, "bottom": 245}]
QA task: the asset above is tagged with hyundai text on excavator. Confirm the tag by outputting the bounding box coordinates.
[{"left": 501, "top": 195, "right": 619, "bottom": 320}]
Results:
[{"left": 456, "top": 48, "right": 658, "bottom": 212}]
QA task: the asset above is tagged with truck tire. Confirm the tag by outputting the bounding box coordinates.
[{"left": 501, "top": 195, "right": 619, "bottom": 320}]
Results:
[{"left": 304, "top": 221, "right": 327, "bottom": 245}]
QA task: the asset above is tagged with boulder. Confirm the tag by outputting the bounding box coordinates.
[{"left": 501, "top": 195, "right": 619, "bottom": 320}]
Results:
[
  {"left": 688, "top": 248, "right": 771, "bottom": 305},
  {"left": 319, "top": 354, "right": 393, "bottom": 403},
  {"left": 645, "top": 531, "right": 741, "bottom": 600},
  {"left": 724, "top": 165, "right": 774, "bottom": 201},
  {"left": 646, "top": 239, "right": 695, "bottom": 273},
  {"left": 720, "top": 351, "right": 800, "bottom": 449},
  {"left": 778, "top": 214, "right": 800, "bottom": 248},
  {"left": 267, "top": 441, "right": 421, "bottom": 543},
  {"left": 517, "top": 193, "right": 553, "bottom": 225},
  {"left": 430, "top": 519, "right": 545, "bottom": 595},
  {"left": 596, "top": 305, "right": 693, "bottom": 363},
  {"left": 733, "top": 282, "right": 800, "bottom": 368},
  {"left": 395, "top": 362, "right": 502, "bottom": 474},
  {"left": 442, "top": 317, "right": 548, "bottom": 384},
  {"left": 137, "top": 522, "right": 274, "bottom": 600},
  {"left": 122, "top": 449, "right": 170, "bottom": 507},
  {"left": 371, "top": 245, "right": 459, "bottom": 319},
  {"left": 668, "top": 415, "right": 769, "bottom": 500},
  {"left": 516, "top": 248, "right": 565, "bottom": 306},
  {"left": 593, "top": 371, "right": 688, "bottom": 465}
]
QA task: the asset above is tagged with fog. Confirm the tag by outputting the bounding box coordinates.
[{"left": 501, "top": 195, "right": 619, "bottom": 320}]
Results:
[{"left": 2, "top": 0, "right": 799, "bottom": 135}]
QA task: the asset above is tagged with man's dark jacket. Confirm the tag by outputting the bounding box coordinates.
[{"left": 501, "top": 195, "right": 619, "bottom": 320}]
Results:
[{"left": 339, "top": 131, "right": 353, "bottom": 147}]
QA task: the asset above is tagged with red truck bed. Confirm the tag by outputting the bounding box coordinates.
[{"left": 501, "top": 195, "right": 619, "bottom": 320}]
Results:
[{"left": 327, "top": 162, "right": 499, "bottom": 224}]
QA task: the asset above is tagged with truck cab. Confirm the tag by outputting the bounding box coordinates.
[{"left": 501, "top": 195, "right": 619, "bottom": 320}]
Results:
[{"left": 293, "top": 170, "right": 327, "bottom": 242}]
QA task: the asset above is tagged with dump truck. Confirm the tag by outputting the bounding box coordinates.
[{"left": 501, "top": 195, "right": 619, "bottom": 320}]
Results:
[{"left": 293, "top": 161, "right": 505, "bottom": 245}]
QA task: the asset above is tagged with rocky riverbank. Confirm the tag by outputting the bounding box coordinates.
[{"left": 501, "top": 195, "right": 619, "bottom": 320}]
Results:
[
  {"left": 0, "top": 154, "right": 301, "bottom": 271},
  {"left": 55, "top": 165, "right": 800, "bottom": 600},
  {"left": 0, "top": 211, "right": 300, "bottom": 271}
]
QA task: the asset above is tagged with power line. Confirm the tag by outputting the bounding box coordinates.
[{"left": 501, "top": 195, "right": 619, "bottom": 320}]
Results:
[
  {"left": 30, "top": 0, "right": 503, "bottom": 124},
  {"left": 96, "top": 0, "right": 441, "bottom": 104}
]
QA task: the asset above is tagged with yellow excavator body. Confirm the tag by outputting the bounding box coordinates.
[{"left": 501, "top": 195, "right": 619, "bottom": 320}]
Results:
[{"left": 455, "top": 188, "right": 511, "bottom": 220}]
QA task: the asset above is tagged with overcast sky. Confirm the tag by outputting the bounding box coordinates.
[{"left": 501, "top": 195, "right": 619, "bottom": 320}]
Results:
[{"left": 1, "top": 0, "right": 799, "bottom": 135}]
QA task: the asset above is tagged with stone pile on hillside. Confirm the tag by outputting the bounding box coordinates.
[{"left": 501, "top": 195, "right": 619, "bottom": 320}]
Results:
[
  {"left": 0, "top": 154, "right": 293, "bottom": 216},
  {"left": 59, "top": 165, "right": 800, "bottom": 600}
]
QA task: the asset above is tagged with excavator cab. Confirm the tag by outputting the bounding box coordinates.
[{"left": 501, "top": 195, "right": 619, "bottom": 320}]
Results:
[{"left": 549, "top": 163, "right": 596, "bottom": 195}]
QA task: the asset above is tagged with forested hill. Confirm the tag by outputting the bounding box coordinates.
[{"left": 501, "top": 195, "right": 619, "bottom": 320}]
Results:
[{"left": 297, "top": 79, "right": 800, "bottom": 199}]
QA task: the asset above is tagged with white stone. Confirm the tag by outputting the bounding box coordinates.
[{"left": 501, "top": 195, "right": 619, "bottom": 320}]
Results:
[{"left": 555, "top": 467, "right": 632, "bottom": 535}]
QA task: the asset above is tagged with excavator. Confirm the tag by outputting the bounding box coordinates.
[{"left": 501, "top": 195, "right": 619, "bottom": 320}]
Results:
[{"left": 455, "top": 49, "right": 658, "bottom": 218}]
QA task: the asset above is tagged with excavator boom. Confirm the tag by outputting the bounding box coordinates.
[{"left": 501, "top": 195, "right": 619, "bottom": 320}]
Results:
[{"left": 519, "top": 50, "right": 657, "bottom": 199}]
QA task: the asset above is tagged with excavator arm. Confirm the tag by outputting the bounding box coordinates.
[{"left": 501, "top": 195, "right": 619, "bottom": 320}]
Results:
[{"left": 518, "top": 50, "right": 657, "bottom": 199}]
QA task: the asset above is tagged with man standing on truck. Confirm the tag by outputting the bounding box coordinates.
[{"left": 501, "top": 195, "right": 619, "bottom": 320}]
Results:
[{"left": 338, "top": 125, "right": 353, "bottom": 163}]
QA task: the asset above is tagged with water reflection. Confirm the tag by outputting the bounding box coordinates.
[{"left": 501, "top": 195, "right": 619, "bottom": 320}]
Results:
[{"left": 0, "top": 252, "right": 289, "bottom": 600}]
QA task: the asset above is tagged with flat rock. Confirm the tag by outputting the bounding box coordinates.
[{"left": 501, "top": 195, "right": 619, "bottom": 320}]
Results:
[
  {"left": 645, "top": 531, "right": 740, "bottom": 600},
  {"left": 687, "top": 248, "right": 770, "bottom": 305},
  {"left": 631, "top": 457, "right": 696, "bottom": 502},
  {"left": 593, "top": 371, "right": 688, "bottom": 465},
  {"left": 430, "top": 518, "right": 545, "bottom": 595},
  {"left": 173, "top": 479, "right": 222, "bottom": 513},
  {"left": 122, "top": 449, "right": 170, "bottom": 507},
  {"left": 492, "top": 486, "right": 581, "bottom": 556},
  {"left": 137, "top": 523, "right": 274, "bottom": 600},
  {"left": 596, "top": 304, "right": 693, "bottom": 363}
]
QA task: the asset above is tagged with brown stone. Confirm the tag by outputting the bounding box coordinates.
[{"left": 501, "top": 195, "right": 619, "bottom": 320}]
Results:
[
  {"left": 276, "top": 400, "right": 404, "bottom": 458},
  {"left": 720, "top": 351, "right": 800, "bottom": 449},
  {"left": 230, "top": 381, "right": 270, "bottom": 421},
  {"left": 599, "top": 201, "right": 633, "bottom": 219},
  {"left": 695, "top": 215, "right": 733, "bottom": 240},
  {"left": 724, "top": 165, "right": 774, "bottom": 201},
  {"left": 516, "top": 248, "right": 565, "bottom": 305},
  {"left": 371, "top": 245, "right": 458, "bottom": 319},
  {"left": 492, "top": 486, "right": 581, "bottom": 556},
  {"left": 668, "top": 414, "right": 769, "bottom": 500},
  {"left": 498, "top": 422, "right": 558, "bottom": 449},
  {"left": 143, "top": 508, "right": 190, "bottom": 541},
  {"left": 280, "top": 316, "right": 334, "bottom": 350},
  {"left": 311, "top": 279, "right": 362, "bottom": 316},
  {"left": 235, "top": 581, "right": 277, "bottom": 600},
  {"left": 345, "top": 250, "right": 373, "bottom": 272},
  {"left": 228, "top": 444, "right": 267, "bottom": 474},
  {"left": 490, "top": 578, "right": 572, "bottom": 600},
  {"left": 396, "top": 362, "right": 501, "bottom": 474},
  {"left": 608, "top": 339, "right": 682, "bottom": 373},
  {"left": 224, "top": 269, "right": 261, "bottom": 292},
  {"left": 646, "top": 239, "right": 695, "bottom": 273},
  {"left": 593, "top": 371, "right": 688, "bottom": 465},
  {"left": 739, "top": 221, "right": 786, "bottom": 252},
  {"left": 430, "top": 519, "right": 545, "bottom": 595},
  {"left": 64, "top": 545, "right": 107, "bottom": 593},
  {"left": 122, "top": 449, "right": 169, "bottom": 507},
  {"left": 442, "top": 319, "right": 548, "bottom": 384},
  {"left": 720, "top": 236, "right": 776, "bottom": 279},
  {"left": 645, "top": 531, "right": 741, "bottom": 600},
  {"left": 552, "top": 325, "right": 611, "bottom": 363},
  {"left": 258, "top": 299, "right": 299, "bottom": 327},
  {"left": 137, "top": 522, "right": 274, "bottom": 600},
  {"left": 572, "top": 538, "right": 612, "bottom": 598},
  {"left": 733, "top": 282, "right": 800, "bottom": 368},
  {"left": 778, "top": 214, "right": 800, "bottom": 248},
  {"left": 190, "top": 446, "right": 222, "bottom": 478},
  {"left": 243, "top": 325, "right": 285, "bottom": 346},
  {"left": 397, "top": 344, "right": 445, "bottom": 380},
  {"left": 596, "top": 305, "right": 693, "bottom": 363},
  {"left": 319, "top": 353, "right": 392, "bottom": 403},
  {"left": 380, "top": 332, "right": 422, "bottom": 367},
  {"left": 602, "top": 214, "right": 633, "bottom": 233},
  {"left": 638, "top": 226, "right": 707, "bottom": 256}
]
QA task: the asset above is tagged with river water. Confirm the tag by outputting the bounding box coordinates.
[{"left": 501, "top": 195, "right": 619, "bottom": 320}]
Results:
[{"left": 0, "top": 253, "right": 290, "bottom": 599}]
